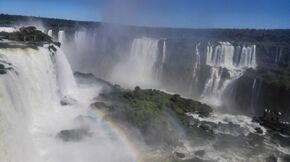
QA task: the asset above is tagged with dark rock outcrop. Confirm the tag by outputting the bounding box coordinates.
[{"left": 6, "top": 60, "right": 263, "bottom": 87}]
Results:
[{"left": 56, "top": 128, "right": 92, "bottom": 142}]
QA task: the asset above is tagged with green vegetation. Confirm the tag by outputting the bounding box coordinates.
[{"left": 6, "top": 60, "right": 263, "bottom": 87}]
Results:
[
  {"left": 93, "top": 86, "right": 212, "bottom": 147},
  {"left": 245, "top": 62, "right": 290, "bottom": 89},
  {"left": 0, "top": 26, "right": 52, "bottom": 42}
]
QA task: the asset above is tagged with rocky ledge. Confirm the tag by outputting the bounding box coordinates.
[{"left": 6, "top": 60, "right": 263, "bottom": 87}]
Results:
[{"left": 0, "top": 26, "right": 51, "bottom": 42}]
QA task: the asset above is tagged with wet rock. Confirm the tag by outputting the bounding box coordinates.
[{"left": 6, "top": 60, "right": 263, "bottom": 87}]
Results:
[
  {"left": 60, "top": 96, "right": 77, "bottom": 106},
  {"left": 281, "top": 154, "right": 290, "bottom": 162},
  {"left": 199, "top": 124, "right": 212, "bottom": 132},
  {"left": 54, "top": 42, "right": 61, "bottom": 47},
  {"left": 194, "top": 150, "right": 205, "bottom": 157},
  {"left": 180, "top": 157, "right": 213, "bottom": 162},
  {"left": 91, "top": 102, "right": 109, "bottom": 110},
  {"left": 56, "top": 128, "right": 92, "bottom": 142},
  {"left": 255, "top": 127, "right": 263, "bottom": 134},
  {"left": 48, "top": 45, "right": 57, "bottom": 53},
  {"left": 0, "top": 63, "right": 8, "bottom": 75},
  {"left": 0, "top": 69, "right": 6, "bottom": 75},
  {"left": 174, "top": 152, "right": 186, "bottom": 158},
  {"left": 265, "top": 154, "right": 277, "bottom": 162}
]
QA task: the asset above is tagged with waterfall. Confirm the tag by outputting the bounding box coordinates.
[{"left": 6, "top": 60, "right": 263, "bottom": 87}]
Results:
[
  {"left": 275, "top": 47, "right": 283, "bottom": 64},
  {"left": 58, "top": 30, "right": 66, "bottom": 45},
  {"left": 110, "top": 38, "right": 160, "bottom": 88},
  {"left": 0, "top": 43, "right": 135, "bottom": 162},
  {"left": 74, "top": 31, "right": 87, "bottom": 49},
  {"left": 201, "top": 42, "right": 257, "bottom": 106},
  {"left": 206, "top": 42, "right": 235, "bottom": 69},
  {"left": 162, "top": 40, "right": 166, "bottom": 64},
  {"left": 192, "top": 43, "right": 201, "bottom": 80},
  {"left": 238, "top": 45, "right": 257, "bottom": 68},
  {"left": 0, "top": 46, "right": 60, "bottom": 162},
  {"left": 54, "top": 46, "right": 77, "bottom": 97},
  {"left": 47, "top": 30, "right": 53, "bottom": 38},
  {"left": 250, "top": 79, "right": 257, "bottom": 111}
]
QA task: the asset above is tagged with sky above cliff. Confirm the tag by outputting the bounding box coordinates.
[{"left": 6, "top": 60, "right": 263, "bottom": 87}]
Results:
[{"left": 0, "top": 0, "right": 290, "bottom": 29}]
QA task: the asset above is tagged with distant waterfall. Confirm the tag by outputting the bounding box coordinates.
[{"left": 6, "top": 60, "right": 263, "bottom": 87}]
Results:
[
  {"left": 162, "top": 40, "right": 167, "bottom": 64},
  {"left": 205, "top": 42, "right": 256, "bottom": 69},
  {"left": 250, "top": 79, "right": 257, "bottom": 111},
  {"left": 58, "top": 30, "right": 66, "bottom": 45},
  {"left": 74, "top": 31, "right": 88, "bottom": 50},
  {"left": 274, "top": 47, "right": 283, "bottom": 63},
  {"left": 195, "top": 42, "right": 257, "bottom": 106},
  {"left": 48, "top": 29, "right": 53, "bottom": 38},
  {"left": 192, "top": 43, "right": 201, "bottom": 80},
  {"left": 110, "top": 38, "right": 160, "bottom": 88}
]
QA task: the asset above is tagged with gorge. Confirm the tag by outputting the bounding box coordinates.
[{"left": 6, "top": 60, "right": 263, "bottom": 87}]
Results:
[{"left": 0, "top": 14, "right": 290, "bottom": 162}]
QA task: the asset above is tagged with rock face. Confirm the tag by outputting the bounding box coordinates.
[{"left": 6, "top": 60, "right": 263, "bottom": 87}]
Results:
[
  {"left": 56, "top": 128, "right": 92, "bottom": 142},
  {"left": 225, "top": 66, "right": 290, "bottom": 121}
]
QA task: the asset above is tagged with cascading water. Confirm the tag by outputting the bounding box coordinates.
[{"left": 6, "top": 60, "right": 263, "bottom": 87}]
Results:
[
  {"left": 55, "top": 47, "right": 77, "bottom": 96},
  {"left": 196, "top": 42, "right": 257, "bottom": 106},
  {"left": 58, "top": 30, "right": 66, "bottom": 45},
  {"left": 162, "top": 40, "right": 166, "bottom": 64},
  {"left": 192, "top": 43, "right": 201, "bottom": 80},
  {"left": 47, "top": 30, "right": 53, "bottom": 38},
  {"left": 0, "top": 43, "right": 137, "bottom": 162},
  {"left": 274, "top": 47, "right": 283, "bottom": 64},
  {"left": 110, "top": 37, "right": 160, "bottom": 88},
  {"left": 0, "top": 47, "right": 57, "bottom": 162}
]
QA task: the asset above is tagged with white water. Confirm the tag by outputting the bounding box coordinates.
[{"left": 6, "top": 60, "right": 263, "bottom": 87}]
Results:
[
  {"left": 162, "top": 40, "right": 166, "bottom": 64},
  {"left": 0, "top": 27, "right": 16, "bottom": 33},
  {"left": 58, "top": 31, "right": 66, "bottom": 45},
  {"left": 198, "top": 42, "right": 257, "bottom": 106},
  {"left": 110, "top": 37, "right": 160, "bottom": 88},
  {"left": 250, "top": 79, "right": 257, "bottom": 110},
  {"left": 47, "top": 30, "right": 53, "bottom": 38},
  {"left": 275, "top": 47, "right": 283, "bottom": 63},
  {"left": 205, "top": 42, "right": 256, "bottom": 69},
  {"left": 0, "top": 45, "right": 135, "bottom": 162},
  {"left": 192, "top": 43, "right": 201, "bottom": 80}
]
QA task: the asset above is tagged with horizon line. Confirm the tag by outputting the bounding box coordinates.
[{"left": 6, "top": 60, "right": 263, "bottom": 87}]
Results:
[{"left": 1, "top": 13, "right": 290, "bottom": 31}]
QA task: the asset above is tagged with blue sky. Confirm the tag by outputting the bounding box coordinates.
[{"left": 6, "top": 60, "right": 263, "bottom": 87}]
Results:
[{"left": 0, "top": 0, "right": 290, "bottom": 29}]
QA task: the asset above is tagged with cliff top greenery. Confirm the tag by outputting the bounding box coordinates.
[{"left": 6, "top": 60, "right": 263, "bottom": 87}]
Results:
[
  {"left": 94, "top": 86, "right": 212, "bottom": 147},
  {"left": 0, "top": 26, "right": 53, "bottom": 43},
  {"left": 245, "top": 62, "right": 290, "bottom": 89}
]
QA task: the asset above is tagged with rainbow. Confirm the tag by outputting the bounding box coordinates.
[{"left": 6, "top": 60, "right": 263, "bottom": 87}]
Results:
[{"left": 90, "top": 108, "right": 144, "bottom": 162}]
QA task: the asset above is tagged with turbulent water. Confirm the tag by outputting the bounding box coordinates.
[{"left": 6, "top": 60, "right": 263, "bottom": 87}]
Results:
[{"left": 0, "top": 43, "right": 136, "bottom": 162}]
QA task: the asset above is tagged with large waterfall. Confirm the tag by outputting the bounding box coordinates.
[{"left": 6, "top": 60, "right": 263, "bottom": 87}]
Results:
[
  {"left": 0, "top": 44, "right": 136, "bottom": 162},
  {"left": 195, "top": 42, "right": 257, "bottom": 106},
  {"left": 44, "top": 29, "right": 259, "bottom": 108},
  {"left": 110, "top": 37, "right": 160, "bottom": 88}
]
